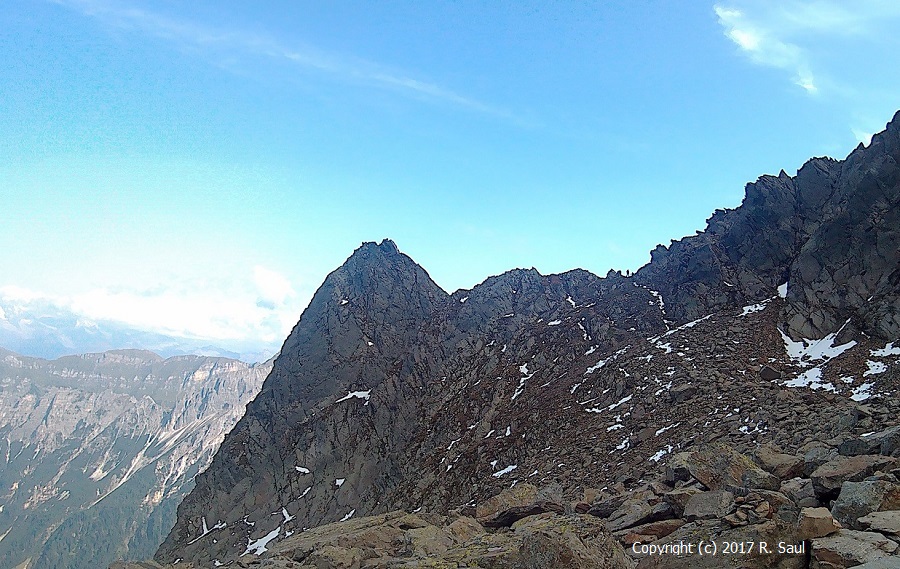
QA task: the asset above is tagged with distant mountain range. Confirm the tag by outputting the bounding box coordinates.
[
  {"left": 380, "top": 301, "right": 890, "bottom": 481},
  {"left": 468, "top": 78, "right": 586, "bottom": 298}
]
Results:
[
  {"left": 0, "top": 348, "right": 271, "bottom": 569},
  {"left": 0, "top": 293, "right": 276, "bottom": 363}
]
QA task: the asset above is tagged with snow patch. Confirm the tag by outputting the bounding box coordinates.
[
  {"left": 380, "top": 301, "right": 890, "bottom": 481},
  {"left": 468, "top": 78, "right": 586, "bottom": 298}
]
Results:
[
  {"left": 335, "top": 390, "right": 371, "bottom": 405},
  {"left": 777, "top": 282, "right": 788, "bottom": 298},
  {"left": 741, "top": 302, "right": 767, "bottom": 316},
  {"left": 871, "top": 342, "right": 900, "bottom": 357},
  {"left": 780, "top": 328, "right": 856, "bottom": 367},
  {"left": 188, "top": 517, "right": 226, "bottom": 545},
  {"left": 863, "top": 360, "right": 887, "bottom": 377},
  {"left": 294, "top": 466, "right": 311, "bottom": 474},
  {"left": 650, "top": 445, "right": 673, "bottom": 462},
  {"left": 584, "top": 357, "right": 609, "bottom": 375},
  {"left": 851, "top": 382, "right": 875, "bottom": 402},
  {"left": 512, "top": 364, "right": 534, "bottom": 400},
  {"left": 242, "top": 527, "right": 279, "bottom": 556},
  {"left": 492, "top": 464, "right": 517, "bottom": 478},
  {"left": 547, "top": 320, "right": 562, "bottom": 326},
  {"left": 340, "top": 509, "right": 356, "bottom": 522},
  {"left": 783, "top": 367, "right": 835, "bottom": 392},
  {"left": 654, "top": 423, "right": 680, "bottom": 436}
]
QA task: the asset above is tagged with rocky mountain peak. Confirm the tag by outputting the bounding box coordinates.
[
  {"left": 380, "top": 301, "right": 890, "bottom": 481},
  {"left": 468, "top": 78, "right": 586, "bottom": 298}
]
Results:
[{"left": 155, "top": 113, "right": 900, "bottom": 568}]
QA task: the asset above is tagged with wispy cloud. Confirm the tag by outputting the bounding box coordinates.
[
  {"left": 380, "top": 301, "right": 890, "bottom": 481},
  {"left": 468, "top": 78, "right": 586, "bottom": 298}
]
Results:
[
  {"left": 714, "top": 1, "right": 900, "bottom": 94},
  {"left": 54, "top": 0, "right": 513, "bottom": 119},
  {"left": 714, "top": 3, "right": 816, "bottom": 93}
]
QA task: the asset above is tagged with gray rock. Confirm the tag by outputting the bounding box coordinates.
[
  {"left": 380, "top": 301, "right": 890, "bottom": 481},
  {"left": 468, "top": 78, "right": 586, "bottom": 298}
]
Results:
[
  {"left": 753, "top": 444, "right": 804, "bottom": 479},
  {"left": 839, "top": 436, "right": 883, "bottom": 457},
  {"left": 759, "top": 365, "right": 782, "bottom": 380},
  {"left": 605, "top": 496, "right": 674, "bottom": 532},
  {"left": 805, "top": 445, "right": 839, "bottom": 477},
  {"left": 831, "top": 480, "right": 900, "bottom": 529},
  {"left": 810, "top": 455, "right": 898, "bottom": 499},
  {"left": 811, "top": 529, "right": 899, "bottom": 568},
  {"left": 683, "top": 490, "right": 735, "bottom": 521},
  {"left": 858, "top": 510, "right": 900, "bottom": 536},
  {"left": 850, "top": 559, "right": 900, "bottom": 569},
  {"left": 686, "top": 443, "right": 780, "bottom": 493},
  {"left": 781, "top": 477, "right": 819, "bottom": 508}
]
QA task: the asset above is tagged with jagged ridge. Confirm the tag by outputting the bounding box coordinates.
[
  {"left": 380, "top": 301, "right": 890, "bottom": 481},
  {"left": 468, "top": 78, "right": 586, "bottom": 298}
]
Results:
[{"left": 157, "top": 113, "right": 900, "bottom": 566}]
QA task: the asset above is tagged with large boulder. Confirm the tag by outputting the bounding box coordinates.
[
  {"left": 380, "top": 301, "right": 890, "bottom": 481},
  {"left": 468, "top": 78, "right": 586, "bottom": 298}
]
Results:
[
  {"left": 811, "top": 529, "right": 899, "bottom": 568},
  {"left": 781, "top": 477, "right": 818, "bottom": 508},
  {"left": 831, "top": 480, "right": 900, "bottom": 529},
  {"left": 842, "top": 426, "right": 900, "bottom": 458},
  {"left": 604, "top": 490, "right": 674, "bottom": 532},
  {"left": 613, "top": 518, "right": 686, "bottom": 544},
  {"left": 476, "top": 483, "right": 565, "bottom": 528},
  {"left": 662, "top": 487, "right": 703, "bottom": 518},
  {"left": 798, "top": 507, "right": 842, "bottom": 539},
  {"left": 683, "top": 490, "right": 735, "bottom": 521},
  {"left": 810, "top": 455, "right": 897, "bottom": 499},
  {"left": 804, "top": 445, "right": 839, "bottom": 477},
  {"left": 858, "top": 510, "right": 900, "bottom": 536},
  {"left": 634, "top": 519, "right": 803, "bottom": 569},
  {"left": 753, "top": 445, "right": 804, "bottom": 479},
  {"left": 448, "top": 512, "right": 634, "bottom": 569},
  {"left": 686, "top": 444, "right": 780, "bottom": 492}
]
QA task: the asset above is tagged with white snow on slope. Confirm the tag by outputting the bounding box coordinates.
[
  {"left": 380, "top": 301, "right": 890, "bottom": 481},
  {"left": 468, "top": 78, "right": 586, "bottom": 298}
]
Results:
[
  {"left": 777, "top": 282, "right": 788, "bottom": 298},
  {"left": 492, "top": 464, "right": 517, "bottom": 477},
  {"left": 741, "top": 302, "right": 767, "bottom": 316},
  {"left": 650, "top": 445, "right": 673, "bottom": 462},
  {"left": 851, "top": 382, "right": 875, "bottom": 402},
  {"left": 512, "top": 364, "right": 534, "bottom": 400},
  {"left": 780, "top": 328, "right": 856, "bottom": 366},
  {"left": 783, "top": 367, "right": 835, "bottom": 392},
  {"left": 243, "top": 527, "right": 279, "bottom": 556},
  {"left": 585, "top": 394, "right": 632, "bottom": 414},
  {"left": 872, "top": 342, "right": 900, "bottom": 357},
  {"left": 864, "top": 360, "right": 887, "bottom": 377},
  {"left": 335, "top": 390, "right": 371, "bottom": 404}
]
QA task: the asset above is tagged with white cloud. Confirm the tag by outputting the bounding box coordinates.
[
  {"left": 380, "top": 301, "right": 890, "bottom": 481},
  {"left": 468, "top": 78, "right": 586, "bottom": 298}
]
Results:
[
  {"left": 253, "top": 266, "right": 294, "bottom": 306},
  {"left": 714, "top": 3, "right": 816, "bottom": 93},
  {"left": 1, "top": 265, "right": 308, "bottom": 347},
  {"left": 715, "top": 1, "right": 900, "bottom": 94}
]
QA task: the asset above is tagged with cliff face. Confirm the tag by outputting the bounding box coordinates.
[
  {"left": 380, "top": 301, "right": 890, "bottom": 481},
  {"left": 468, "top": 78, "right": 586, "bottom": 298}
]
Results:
[
  {"left": 635, "top": 112, "right": 900, "bottom": 341},
  {"left": 0, "top": 349, "right": 270, "bottom": 569},
  {"left": 157, "top": 113, "right": 900, "bottom": 567}
]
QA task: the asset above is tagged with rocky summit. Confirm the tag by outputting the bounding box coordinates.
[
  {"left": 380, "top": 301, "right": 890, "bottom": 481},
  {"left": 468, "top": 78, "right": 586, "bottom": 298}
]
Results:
[{"left": 151, "top": 112, "right": 900, "bottom": 569}]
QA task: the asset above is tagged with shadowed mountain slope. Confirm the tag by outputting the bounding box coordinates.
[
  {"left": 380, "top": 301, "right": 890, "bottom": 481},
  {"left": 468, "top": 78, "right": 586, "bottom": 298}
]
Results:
[{"left": 156, "top": 113, "right": 900, "bottom": 567}]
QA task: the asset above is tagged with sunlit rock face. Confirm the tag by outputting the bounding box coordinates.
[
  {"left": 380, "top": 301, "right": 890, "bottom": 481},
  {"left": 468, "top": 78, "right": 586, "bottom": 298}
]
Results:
[{"left": 0, "top": 348, "right": 271, "bottom": 569}]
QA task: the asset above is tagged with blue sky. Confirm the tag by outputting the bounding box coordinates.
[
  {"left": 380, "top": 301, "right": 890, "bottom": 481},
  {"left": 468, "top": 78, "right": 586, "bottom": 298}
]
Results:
[{"left": 2, "top": 0, "right": 900, "bottom": 356}]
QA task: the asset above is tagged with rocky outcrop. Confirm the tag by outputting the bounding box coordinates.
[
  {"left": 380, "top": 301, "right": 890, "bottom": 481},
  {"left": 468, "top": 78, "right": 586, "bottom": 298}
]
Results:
[
  {"left": 155, "top": 113, "right": 900, "bottom": 567},
  {"left": 140, "top": 498, "right": 634, "bottom": 569},
  {"left": 635, "top": 111, "right": 900, "bottom": 342}
]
